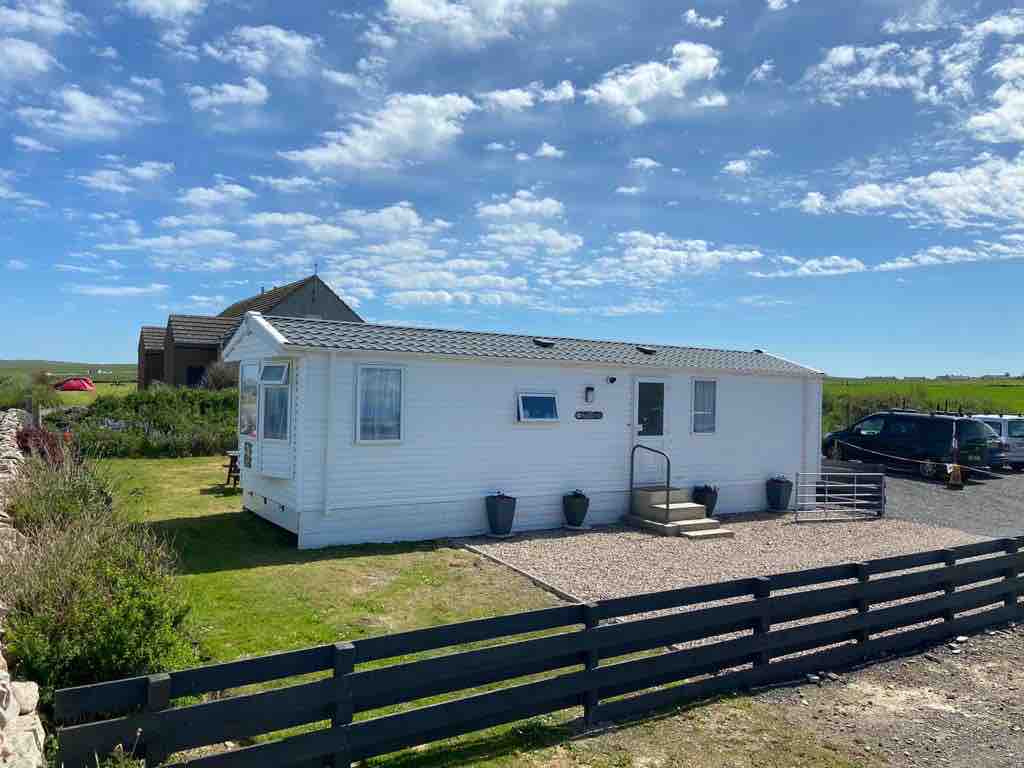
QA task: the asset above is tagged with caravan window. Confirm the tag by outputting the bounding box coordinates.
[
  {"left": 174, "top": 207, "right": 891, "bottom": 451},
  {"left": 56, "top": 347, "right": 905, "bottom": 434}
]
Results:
[
  {"left": 261, "top": 362, "right": 290, "bottom": 441},
  {"left": 358, "top": 366, "right": 404, "bottom": 442},
  {"left": 239, "top": 363, "right": 259, "bottom": 438},
  {"left": 517, "top": 393, "right": 559, "bottom": 423},
  {"left": 693, "top": 380, "right": 717, "bottom": 434}
]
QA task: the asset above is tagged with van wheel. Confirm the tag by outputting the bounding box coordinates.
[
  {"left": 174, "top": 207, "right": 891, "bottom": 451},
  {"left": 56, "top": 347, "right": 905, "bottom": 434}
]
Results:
[
  {"left": 1012, "top": 463, "right": 1024, "bottom": 472},
  {"left": 919, "top": 461, "right": 940, "bottom": 480},
  {"left": 829, "top": 442, "right": 845, "bottom": 461}
]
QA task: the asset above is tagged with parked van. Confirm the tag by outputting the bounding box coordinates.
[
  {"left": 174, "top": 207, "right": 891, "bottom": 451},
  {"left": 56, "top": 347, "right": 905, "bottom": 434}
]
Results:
[{"left": 974, "top": 414, "right": 1024, "bottom": 470}]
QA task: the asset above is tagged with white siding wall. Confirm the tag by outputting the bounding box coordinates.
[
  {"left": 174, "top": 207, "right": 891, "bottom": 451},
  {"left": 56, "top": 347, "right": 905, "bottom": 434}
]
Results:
[{"left": 295, "top": 352, "right": 820, "bottom": 549}]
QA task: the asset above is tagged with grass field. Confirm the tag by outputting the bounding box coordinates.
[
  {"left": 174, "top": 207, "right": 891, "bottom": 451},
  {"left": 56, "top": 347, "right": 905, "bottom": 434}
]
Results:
[
  {"left": 825, "top": 377, "right": 1024, "bottom": 414},
  {"left": 102, "top": 456, "right": 870, "bottom": 767},
  {"left": 0, "top": 359, "right": 136, "bottom": 383}
]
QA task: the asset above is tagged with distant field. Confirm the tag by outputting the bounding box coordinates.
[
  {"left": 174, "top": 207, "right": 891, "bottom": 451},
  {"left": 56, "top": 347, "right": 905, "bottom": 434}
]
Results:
[{"left": 0, "top": 359, "right": 136, "bottom": 383}]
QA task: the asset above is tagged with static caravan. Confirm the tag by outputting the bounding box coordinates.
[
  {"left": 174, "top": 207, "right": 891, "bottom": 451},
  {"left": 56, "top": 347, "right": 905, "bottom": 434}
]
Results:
[{"left": 223, "top": 312, "right": 823, "bottom": 549}]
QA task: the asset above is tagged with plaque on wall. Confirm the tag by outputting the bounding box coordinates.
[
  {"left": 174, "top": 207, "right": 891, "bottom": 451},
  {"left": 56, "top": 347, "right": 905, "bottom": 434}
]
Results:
[{"left": 575, "top": 410, "right": 604, "bottom": 420}]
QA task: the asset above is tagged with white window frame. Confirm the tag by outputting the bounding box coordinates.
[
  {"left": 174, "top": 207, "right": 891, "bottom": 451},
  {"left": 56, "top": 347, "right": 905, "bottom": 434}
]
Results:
[
  {"left": 355, "top": 364, "right": 406, "bottom": 445},
  {"left": 516, "top": 391, "right": 560, "bottom": 424},
  {"left": 260, "top": 360, "right": 292, "bottom": 443},
  {"left": 691, "top": 378, "right": 717, "bottom": 435},
  {"left": 239, "top": 362, "right": 260, "bottom": 440}
]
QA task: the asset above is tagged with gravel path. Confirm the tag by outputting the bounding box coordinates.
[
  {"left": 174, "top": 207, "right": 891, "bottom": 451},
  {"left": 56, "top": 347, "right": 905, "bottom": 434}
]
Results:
[
  {"left": 887, "top": 469, "right": 1024, "bottom": 539},
  {"left": 465, "top": 514, "right": 986, "bottom": 604}
]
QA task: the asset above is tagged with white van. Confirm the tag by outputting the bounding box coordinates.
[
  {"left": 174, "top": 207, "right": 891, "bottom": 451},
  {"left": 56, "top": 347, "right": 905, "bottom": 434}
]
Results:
[{"left": 975, "top": 414, "right": 1024, "bottom": 470}]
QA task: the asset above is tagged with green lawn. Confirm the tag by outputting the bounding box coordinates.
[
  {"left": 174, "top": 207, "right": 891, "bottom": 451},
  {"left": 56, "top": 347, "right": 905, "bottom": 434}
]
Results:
[
  {"left": 57, "top": 381, "right": 136, "bottom": 407},
  {"left": 102, "top": 457, "right": 871, "bottom": 767}
]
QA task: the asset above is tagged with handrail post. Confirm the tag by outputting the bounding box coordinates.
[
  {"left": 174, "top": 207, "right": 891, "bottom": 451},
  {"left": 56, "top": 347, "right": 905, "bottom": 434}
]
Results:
[
  {"left": 751, "top": 577, "right": 771, "bottom": 669},
  {"left": 629, "top": 444, "right": 672, "bottom": 514},
  {"left": 144, "top": 673, "right": 171, "bottom": 765},
  {"left": 581, "top": 603, "right": 600, "bottom": 729},
  {"left": 331, "top": 642, "right": 356, "bottom": 768}
]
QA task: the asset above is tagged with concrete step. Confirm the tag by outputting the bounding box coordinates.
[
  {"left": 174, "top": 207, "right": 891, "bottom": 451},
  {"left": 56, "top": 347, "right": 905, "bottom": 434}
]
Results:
[
  {"left": 682, "top": 528, "right": 735, "bottom": 541},
  {"left": 624, "top": 514, "right": 721, "bottom": 537},
  {"left": 631, "top": 486, "right": 690, "bottom": 516},
  {"left": 639, "top": 501, "right": 707, "bottom": 523}
]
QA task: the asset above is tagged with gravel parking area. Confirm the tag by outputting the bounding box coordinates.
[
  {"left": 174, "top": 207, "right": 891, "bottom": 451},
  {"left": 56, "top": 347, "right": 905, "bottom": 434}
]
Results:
[
  {"left": 887, "top": 469, "right": 1024, "bottom": 539},
  {"left": 466, "top": 515, "right": 986, "bottom": 604}
]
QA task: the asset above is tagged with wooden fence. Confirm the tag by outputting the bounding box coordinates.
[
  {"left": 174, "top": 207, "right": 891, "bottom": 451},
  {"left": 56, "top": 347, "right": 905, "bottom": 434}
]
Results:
[{"left": 55, "top": 537, "right": 1023, "bottom": 767}]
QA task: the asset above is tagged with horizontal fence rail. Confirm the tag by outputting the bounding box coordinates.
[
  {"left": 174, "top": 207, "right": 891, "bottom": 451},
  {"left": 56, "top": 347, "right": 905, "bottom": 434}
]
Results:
[
  {"left": 56, "top": 537, "right": 1024, "bottom": 768},
  {"left": 794, "top": 471, "right": 886, "bottom": 522}
]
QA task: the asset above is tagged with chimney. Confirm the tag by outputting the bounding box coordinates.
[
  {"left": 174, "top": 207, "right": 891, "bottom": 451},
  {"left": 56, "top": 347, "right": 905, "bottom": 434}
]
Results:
[{"left": 260, "top": 286, "right": 264, "bottom": 294}]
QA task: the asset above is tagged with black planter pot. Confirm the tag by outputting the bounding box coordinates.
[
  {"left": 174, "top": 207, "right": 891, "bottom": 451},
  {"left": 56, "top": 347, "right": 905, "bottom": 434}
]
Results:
[
  {"left": 766, "top": 478, "right": 793, "bottom": 511},
  {"left": 692, "top": 486, "right": 718, "bottom": 516},
  {"left": 562, "top": 493, "right": 590, "bottom": 527},
  {"left": 485, "top": 494, "right": 517, "bottom": 536}
]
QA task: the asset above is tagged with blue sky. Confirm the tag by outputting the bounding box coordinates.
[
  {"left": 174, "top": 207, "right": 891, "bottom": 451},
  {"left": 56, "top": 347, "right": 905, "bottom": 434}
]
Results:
[{"left": 2, "top": 0, "right": 1023, "bottom": 376}]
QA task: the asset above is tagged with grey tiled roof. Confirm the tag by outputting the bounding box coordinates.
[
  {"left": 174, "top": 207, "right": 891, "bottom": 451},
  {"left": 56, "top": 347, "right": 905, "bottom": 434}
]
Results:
[
  {"left": 168, "top": 315, "right": 242, "bottom": 347},
  {"left": 261, "top": 316, "right": 821, "bottom": 376},
  {"left": 139, "top": 326, "right": 166, "bottom": 352}
]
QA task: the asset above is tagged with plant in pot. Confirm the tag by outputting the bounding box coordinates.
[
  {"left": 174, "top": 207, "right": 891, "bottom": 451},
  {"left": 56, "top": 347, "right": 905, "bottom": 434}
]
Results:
[
  {"left": 485, "top": 491, "right": 517, "bottom": 537},
  {"left": 562, "top": 489, "right": 590, "bottom": 528},
  {"left": 766, "top": 474, "right": 793, "bottom": 512},
  {"left": 692, "top": 484, "right": 719, "bottom": 516}
]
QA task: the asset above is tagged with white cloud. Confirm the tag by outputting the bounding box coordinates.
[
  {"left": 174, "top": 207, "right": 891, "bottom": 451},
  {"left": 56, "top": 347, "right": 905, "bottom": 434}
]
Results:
[
  {"left": 384, "top": 0, "right": 570, "bottom": 49},
  {"left": 539, "top": 80, "right": 574, "bottom": 102},
  {"left": 244, "top": 211, "right": 320, "bottom": 228},
  {"left": 484, "top": 141, "right": 512, "bottom": 151},
  {"left": 722, "top": 159, "right": 751, "bottom": 176},
  {"left": 0, "top": 37, "right": 58, "bottom": 81},
  {"left": 765, "top": 0, "right": 798, "bottom": 10},
  {"left": 300, "top": 223, "right": 358, "bottom": 243},
  {"left": 251, "top": 175, "right": 322, "bottom": 193},
  {"left": 629, "top": 157, "right": 661, "bottom": 170},
  {"left": 69, "top": 282, "right": 169, "bottom": 297},
  {"left": 476, "top": 189, "right": 564, "bottom": 219},
  {"left": 479, "top": 86, "right": 535, "bottom": 111},
  {"left": 157, "top": 212, "right": 224, "bottom": 228},
  {"left": 882, "top": 0, "right": 960, "bottom": 35},
  {"left": 966, "top": 45, "right": 1024, "bottom": 143},
  {"left": 615, "top": 185, "right": 642, "bottom": 195},
  {"left": 583, "top": 41, "right": 726, "bottom": 124},
  {"left": 281, "top": 92, "right": 477, "bottom": 171},
  {"left": 340, "top": 201, "right": 450, "bottom": 237},
  {"left": 799, "top": 191, "right": 828, "bottom": 214},
  {"left": 515, "top": 151, "right": 530, "bottom": 161},
  {"left": 936, "top": 11, "right": 1024, "bottom": 101},
  {"left": 322, "top": 68, "right": 364, "bottom": 89},
  {"left": 534, "top": 141, "right": 564, "bottom": 158},
  {"left": 121, "top": 0, "right": 206, "bottom": 23},
  {"left": 74, "top": 160, "right": 173, "bottom": 193},
  {"left": 389, "top": 289, "right": 472, "bottom": 306},
  {"left": 204, "top": 25, "right": 320, "bottom": 77},
  {"left": 750, "top": 255, "right": 867, "bottom": 278},
  {"left": 93, "top": 45, "right": 118, "bottom": 59},
  {"left": 616, "top": 230, "right": 762, "bottom": 277},
  {"left": 16, "top": 85, "right": 156, "bottom": 141},
  {"left": 0, "top": 168, "right": 46, "bottom": 207},
  {"left": 875, "top": 239, "right": 1024, "bottom": 272},
  {"left": 13, "top": 135, "right": 56, "bottom": 152},
  {"left": 178, "top": 180, "right": 255, "bottom": 207},
  {"left": 185, "top": 77, "right": 269, "bottom": 112},
  {"left": 746, "top": 59, "right": 776, "bottom": 84},
  {"left": 130, "top": 76, "right": 163, "bottom": 93},
  {"left": 482, "top": 221, "right": 583, "bottom": 255},
  {"left": 802, "top": 43, "right": 939, "bottom": 106},
  {"left": 738, "top": 295, "right": 792, "bottom": 307},
  {"left": 6, "top": 258, "right": 28, "bottom": 270},
  {"left": 0, "top": 0, "right": 81, "bottom": 35},
  {"left": 820, "top": 152, "right": 1024, "bottom": 229},
  {"left": 683, "top": 9, "right": 723, "bottom": 30}
]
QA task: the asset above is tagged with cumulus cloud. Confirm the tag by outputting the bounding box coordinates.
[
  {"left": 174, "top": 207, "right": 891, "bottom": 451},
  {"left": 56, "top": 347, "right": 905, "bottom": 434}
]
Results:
[
  {"left": 205, "top": 25, "right": 320, "bottom": 77},
  {"left": 746, "top": 59, "right": 777, "bottom": 85},
  {"left": 69, "top": 282, "right": 169, "bottom": 297},
  {"left": 629, "top": 157, "right": 661, "bottom": 170},
  {"left": 0, "top": 37, "right": 58, "bottom": 81},
  {"left": 478, "top": 80, "right": 575, "bottom": 111},
  {"left": 583, "top": 41, "right": 726, "bottom": 124},
  {"left": 476, "top": 189, "right": 564, "bottom": 219},
  {"left": 16, "top": 85, "right": 157, "bottom": 141},
  {"left": 615, "top": 185, "right": 642, "bottom": 195},
  {"left": 281, "top": 92, "right": 477, "bottom": 171},
  {"left": 250, "top": 175, "right": 322, "bottom": 193},
  {"left": 185, "top": 76, "right": 269, "bottom": 112},
  {"left": 13, "top": 135, "right": 56, "bottom": 152},
  {"left": 966, "top": 45, "right": 1024, "bottom": 143},
  {"left": 534, "top": 141, "right": 564, "bottom": 158},
  {"left": 683, "top": 9, "right": 723, "bottom": 30},
  {"left": 482, "top": 221, "right": 583, "bottom": 256},
  {"left": 178, "top": 179, "right": 255, "bottom": 207},
  {"left": 73, "top": 159, "right": 174, "bottom": 193},
  {"left": 340, "top": 201, "right": 450, "bottom": 237},
  {"left": 384, "top": 0, "right": 570, "bottom": 49},
  {"left": 802, "top": 43, "right": 939, "bottom": 106},
  {"left": 0, "top": 0, "right": 81, "bottom": 35},
  {"left": 121, "top": 0, "right": 207, "bottom": 23},
  {"left": 750, "top": 255, "right": 867, "bottom": 278},
  {"left": 722, "top": 159, "right": 751, "bottom": 176},
  {"left": 765, "top": 0, "right": 798, "bottom": 9},
  {"left": 881, "top": 0, "right": 960, "bottom": 35}
]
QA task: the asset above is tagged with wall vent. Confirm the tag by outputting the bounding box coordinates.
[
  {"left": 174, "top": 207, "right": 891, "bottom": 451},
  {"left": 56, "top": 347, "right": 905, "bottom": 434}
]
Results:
[
  {"left": 533, "top": 338, "right": 556, "bottom": 348},
  {"left": 636, "top": 345, "right": 657, "bottom": 355}
]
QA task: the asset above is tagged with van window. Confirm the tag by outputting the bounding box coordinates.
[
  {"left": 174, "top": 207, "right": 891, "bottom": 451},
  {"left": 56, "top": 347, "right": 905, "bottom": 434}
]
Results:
[
  {"left": 852, "top": 416, "right": 884, "bottom": 436},
  {"left": 957, "top": 420, "right": 989, "bottom": 444},
  {"left": 983, "top": 420, "right": 1003, "bottom": 436},
  {"left": 1009, "top": 421, "right": 1024, "bottom": 439},
  {"left": 884, "top": 416, "right": 919, "bottom": 437}
]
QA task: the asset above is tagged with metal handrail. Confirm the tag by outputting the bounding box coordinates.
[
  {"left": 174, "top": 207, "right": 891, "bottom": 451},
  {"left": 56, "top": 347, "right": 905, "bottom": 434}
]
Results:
[{"left": 629, "top": 443, "right": 672, "bottom": 512}]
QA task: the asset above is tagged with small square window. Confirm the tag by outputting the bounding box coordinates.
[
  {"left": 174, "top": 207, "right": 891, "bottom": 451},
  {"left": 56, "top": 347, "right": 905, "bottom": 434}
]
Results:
[
  {"left": 517, "top": 392, "right": 559, "bottom": 422},
  {"left": 260, "top": 363, "right": 289, "bottom": 384}
]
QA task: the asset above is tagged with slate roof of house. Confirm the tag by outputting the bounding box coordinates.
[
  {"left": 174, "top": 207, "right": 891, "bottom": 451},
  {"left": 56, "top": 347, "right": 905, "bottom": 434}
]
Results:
[
  {"left": 259, "top": 316, "right": 822, "bottom": 376},
  {"left": 139, "top": 326, "right": 166, "bottom": 353},
  {"left": 167, "top": 315, "right": 242, "bottom": 347},
  {"left": 218, "top": 275, "right": 321, "bottom": 318}
]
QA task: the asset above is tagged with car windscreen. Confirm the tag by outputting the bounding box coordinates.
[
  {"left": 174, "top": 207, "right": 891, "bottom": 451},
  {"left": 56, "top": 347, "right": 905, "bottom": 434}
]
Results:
[
  {"left": 1009, "top": 421, "right": 1024, "bottom": 439},
  {"left": 983, "top": 420, "right": 1003, "bottom": 436}
]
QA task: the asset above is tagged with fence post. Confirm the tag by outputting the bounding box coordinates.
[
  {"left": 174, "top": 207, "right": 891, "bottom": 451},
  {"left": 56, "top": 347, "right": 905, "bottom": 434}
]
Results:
[
  {"left": 581, "top": 602, "right": 600, "bottom": 729},
  {"left": 941, "top": 549, "right": 957, "bottom": 624},
  {"left": 331, "top": 642, "right": 356, "bottom": 768},
  {"left": 752, "top": 577, "right": 771, "bottom": 668},
  {"left": 1003, "top": 539, "right": 1020, "bottom": 618},
  {"left": 144, "top": 673, "right": 171, "bottom": 765},
  {"left": 855, "top": 562, "right": 871, "bottom": 647}
]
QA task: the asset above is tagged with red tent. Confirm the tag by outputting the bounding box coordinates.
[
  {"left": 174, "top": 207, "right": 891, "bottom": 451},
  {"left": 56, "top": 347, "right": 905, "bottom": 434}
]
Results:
[{"left": 55, "top": 377, "right": 95, "bottom": 392}]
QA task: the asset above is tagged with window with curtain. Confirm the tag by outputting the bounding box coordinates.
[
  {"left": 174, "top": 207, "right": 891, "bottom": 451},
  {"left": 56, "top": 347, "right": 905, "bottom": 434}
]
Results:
[
  {"left": 239, "top": 363, "right": 259, "bottom": 438},
  {"left": 693, "top": 380, "right": 717, "bottom": 434},
  {"left": 359, "top": 366, "right": 403, "bottom": 442},
  {"left": 263, "top": 385, "right": 289, "bottom": 440}
]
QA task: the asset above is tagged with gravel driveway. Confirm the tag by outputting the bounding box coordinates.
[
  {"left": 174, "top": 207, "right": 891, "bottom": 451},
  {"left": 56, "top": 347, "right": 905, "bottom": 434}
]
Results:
[{"left": 886, "top": 468, "right": 1024, "bottom": 539}]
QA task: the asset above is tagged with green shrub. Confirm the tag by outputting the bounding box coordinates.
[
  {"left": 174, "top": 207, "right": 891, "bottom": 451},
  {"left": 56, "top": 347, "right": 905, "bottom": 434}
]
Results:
[
  {"left": 94, "top": 746, "right": 144, "bottom": 768},
  {"left": 5, "top": 454, "right": 113, "bottom": 533},
  {"left": 0, "top": 372, "right": 31, "bottom": 410},
  {"left": 0, "top": 513, "right": 196, "bottom": 703}
]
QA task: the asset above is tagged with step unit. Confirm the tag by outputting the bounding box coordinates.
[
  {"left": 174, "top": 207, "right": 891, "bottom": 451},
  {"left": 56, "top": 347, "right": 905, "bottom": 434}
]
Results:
[
  {"left": 626, "top": 485, "right": 734, "bottom": 540},
  {"left": 630, "top": 486, "right": 691, "bottom": 518}
]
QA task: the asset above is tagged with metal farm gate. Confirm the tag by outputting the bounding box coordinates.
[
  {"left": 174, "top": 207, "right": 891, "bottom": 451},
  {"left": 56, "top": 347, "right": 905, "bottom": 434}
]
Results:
[{"left": 794, "top": 470, "right": 886, "bottom": 521}]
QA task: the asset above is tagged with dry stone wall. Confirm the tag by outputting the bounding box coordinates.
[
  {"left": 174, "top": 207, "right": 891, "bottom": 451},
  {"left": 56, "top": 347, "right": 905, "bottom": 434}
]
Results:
[{"left": 0, "top": 409, "right": 45, "bottom": 768}]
